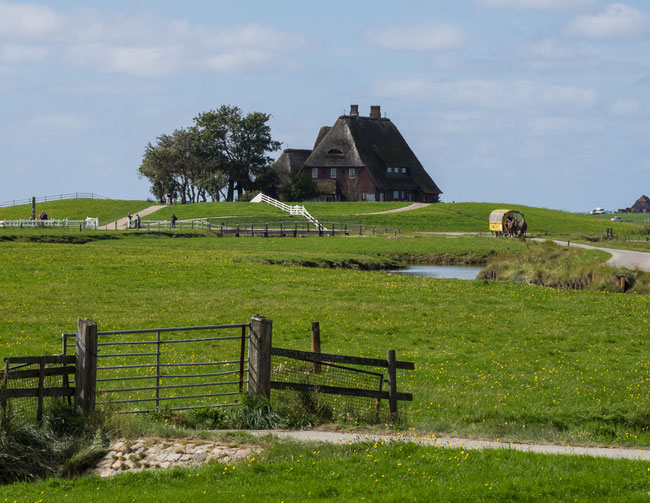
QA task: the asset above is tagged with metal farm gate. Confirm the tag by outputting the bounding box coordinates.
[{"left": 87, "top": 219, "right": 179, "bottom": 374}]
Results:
[{"left": 62, "top": 323, "right": 249, "bottom": 413}]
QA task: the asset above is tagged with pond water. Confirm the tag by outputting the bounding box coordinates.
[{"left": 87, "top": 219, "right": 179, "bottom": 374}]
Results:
[{"left": 392, "top": 264, "right": 483, "bottom": 280}]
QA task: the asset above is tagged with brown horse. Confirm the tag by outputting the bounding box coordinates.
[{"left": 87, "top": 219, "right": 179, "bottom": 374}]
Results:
[
  {"left": 517, "top": 217, "right": 527, "bottom": 237},
  {"left": 506, "top": 216, "right": 516, "bottom": 237}
]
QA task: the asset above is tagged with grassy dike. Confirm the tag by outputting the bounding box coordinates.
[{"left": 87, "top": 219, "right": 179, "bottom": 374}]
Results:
[{"left": 1, "top": 233, "right": 648, "bottom": 448}]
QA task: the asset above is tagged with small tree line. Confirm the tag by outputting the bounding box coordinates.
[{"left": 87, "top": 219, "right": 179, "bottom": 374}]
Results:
[{"left": 138, "top": 105, "right": 281, "bottom": 203}]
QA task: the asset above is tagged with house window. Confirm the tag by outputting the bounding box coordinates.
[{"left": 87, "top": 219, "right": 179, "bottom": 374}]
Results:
[
  {"left": 312, "top": 168, "right": 318, "bottom": 179},
  {"left": 401, "top": 191, "right": 405, "bottom": 199},
  {"left": 393, "top": 190, "right": 399, "bottom": 200},
  {"left": 402, "top": 168, "right": 407, "bottom": 174},
  {"left": 387, "top": 167, "right": 392, "bottom": 173},
  {"left": 327, "top": 148, "right": 344, "bottom": 156},
  {"left": 349, "top": 168, "right": 355, "bottom": 179},
  {"left": 330, "top": 168, "right": 337, "bottom": 179}
]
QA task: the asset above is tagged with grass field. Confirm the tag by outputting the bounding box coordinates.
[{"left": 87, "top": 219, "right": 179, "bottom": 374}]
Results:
[
  {"left": 1, "top": 199, "right": 643, "bottom": 237},
  {"left": 1, "top": 233, "right": 648, "bottom": 448},
  {"left": 0, "top": 199, "right": 152, "bottom": 226},
  {"left": 144, "top": 201, "right": 642, "bottom": 235},
  {"left": 5, "top": 438, "right": 649, "bottom": 502}
]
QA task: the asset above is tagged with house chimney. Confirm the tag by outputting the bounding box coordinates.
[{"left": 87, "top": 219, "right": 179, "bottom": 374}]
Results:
[
  {"left": 370, "top": 105, "right": 381, "bottom": 119},
  {"left": 350, "top": 104, "right": 359, "bottom": 116}
]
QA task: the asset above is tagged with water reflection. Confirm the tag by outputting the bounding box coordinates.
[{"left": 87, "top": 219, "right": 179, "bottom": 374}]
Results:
[{"left": 392, "top": 265, "right": 483, "bottom": 280}]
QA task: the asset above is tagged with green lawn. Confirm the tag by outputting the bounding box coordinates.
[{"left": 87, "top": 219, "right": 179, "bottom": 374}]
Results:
[
  {"left": 4, "top": 439, "right": 649, "bottom": 502},
  {"left": 0, "top": 199, "right": 152, "bottom": 226},
  {"left": 0, "top": 234, "right": 648, "bottom": 448}
]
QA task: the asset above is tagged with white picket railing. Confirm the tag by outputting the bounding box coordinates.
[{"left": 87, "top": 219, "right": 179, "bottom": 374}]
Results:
[
  {"left": 0, "top": 193, "right": 109, "bottom": 208},
  {"left": 250, "top": 193, "right": 327, "bottom": 230},
  {"left": 0, "top": 218, "right": 99, "bottom": 229}
]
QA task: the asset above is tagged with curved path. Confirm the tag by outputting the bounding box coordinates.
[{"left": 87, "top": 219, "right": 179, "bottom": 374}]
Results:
[
  {"left": 530, "top": 238, "right": 650, "bottom": 272},
  {"left": 245, "top": 430, "right": 649, "bottom": 461},
  {"left": 359, "top": 202, "right": 430, "bottom": 215},
  {"left": 99, "top": 205, "right": 165, "bottom": 230}
]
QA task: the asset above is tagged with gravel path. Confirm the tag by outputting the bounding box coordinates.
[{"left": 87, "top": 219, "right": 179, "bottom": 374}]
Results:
[
  {"left": 99, "top": 205, "right": 166, "bottom": 230},
  {"left": 359, "top": 202, "right": 430, "bottom": 215},
  {"left": 244, "top": 430, "right": 649, "bottom": 461},
  {"left": 529, "top": 238, "right": 650, "bottom": 272}
]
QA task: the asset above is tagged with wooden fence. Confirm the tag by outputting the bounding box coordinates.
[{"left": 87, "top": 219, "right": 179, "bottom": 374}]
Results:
[
  {"left": 1, "top": 316, "right": 414, "bottom": 423},
  {"left": 1, "top": 355, "right": 75, "bottom": 424}
]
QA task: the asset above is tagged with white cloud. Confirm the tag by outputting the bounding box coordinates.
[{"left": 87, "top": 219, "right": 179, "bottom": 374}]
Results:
[
  {"left": 0, "top": 1, "right": 303, "bottom": 76},
  {"left": 528, "top": 116, "right": 606, "bottom": 135},
  {"left": 0, "top": 44, "right": 48, "bottom": 63},
  {"left": 374, "top": 79, "right": 598, "bottom": 110},
  {"left": 476, "top": 0, "right": 595, "bottom": 11},
  {"left": 566, "top": 3, "right": 650, "bottom": 39},
  {"left": 0, "top": 1, "right": 63, "bottom": 38},
  {"left": 608, "top": 99, "right": 640, "bottom": 116},
  {"left": 518, "top": 38, "right": 643, "bottom": 73},
  {"left": 363, "top": 24, "right": 467, "bottom": 51},
  {"left": 28, "top": 114, "right": 89, "bottom": 131}
]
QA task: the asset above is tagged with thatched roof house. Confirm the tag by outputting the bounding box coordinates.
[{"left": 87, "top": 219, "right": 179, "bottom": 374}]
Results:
[
  {"left": 273, "top": 105, "right": 441, "bottom": 202},
  {"left": 631, "top": 195, "right": 650, "bottom": 213}
]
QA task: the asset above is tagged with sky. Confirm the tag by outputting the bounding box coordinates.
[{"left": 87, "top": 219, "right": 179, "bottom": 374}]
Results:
[{"left": 1, "top": 0, "right": 649, "bottom": 212}]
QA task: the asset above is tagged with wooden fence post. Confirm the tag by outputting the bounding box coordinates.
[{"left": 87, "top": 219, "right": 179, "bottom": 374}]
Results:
[
  {"left": 311, "top": 321, "right": 321, "bottom": 374},
  {"left": 75, "top": 318, "right": 97, "bottom": 414},
  {"left": 247, "top": 316, "right": 272, "bottom": 398},
  {"left": 387, "top": 349, "right": 398, "bottom": 422}
]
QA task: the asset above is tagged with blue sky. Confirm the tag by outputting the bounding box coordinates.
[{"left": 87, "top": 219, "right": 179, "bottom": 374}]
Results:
[{"left": 1, "top": 0, "right": 649, "bottom": 211}]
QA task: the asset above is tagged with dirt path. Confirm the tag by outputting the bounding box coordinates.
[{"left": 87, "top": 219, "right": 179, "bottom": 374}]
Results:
[
  {"left": 359, "top": 202, "right": 430, "bottom": 215},
  {"left": 244, "top": 430, "right": 649, "bottom": 461},
  {"left": 99, "top": 205, "right": 166, "bottom": 230}
]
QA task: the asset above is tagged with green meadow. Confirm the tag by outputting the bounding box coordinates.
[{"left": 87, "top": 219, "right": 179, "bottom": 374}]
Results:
[
  {"left": 1, "top": 231, "right": 648, "bottom": 447},
  {"left": 5, "top": 438, "right": 649, "bottom": 502}
]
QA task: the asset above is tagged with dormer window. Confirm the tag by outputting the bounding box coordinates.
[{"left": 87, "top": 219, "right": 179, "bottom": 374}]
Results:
[
  {"left": 327, "top": 148, "right": 344, "bottom": 157},
  {"left": 387, "top": 167, "right": 393, "bottom": 173}
]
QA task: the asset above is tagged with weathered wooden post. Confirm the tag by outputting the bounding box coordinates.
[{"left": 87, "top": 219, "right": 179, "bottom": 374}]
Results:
[
  {"left": 247, "top": 316, "right": 272, "bottom": 398},
  {"left": 30, "top": 196, "right": 36, "bottom": 220},
  {"left": 311, "top": 321, "right": 321, "bottom": 374},
  {"left": 75, "top": 318, "right": 98, "bottom": 414},
  {"left": 387, "top": 349, "right": 398, "bottom": 422}
]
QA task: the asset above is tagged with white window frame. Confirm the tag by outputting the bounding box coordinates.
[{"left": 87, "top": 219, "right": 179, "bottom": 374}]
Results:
[
  {"left": 387, "top": 167, "right": 392, "bottom": 173},
  {"left": 349, "top": 168, "right": 355, "bottom": 179},
  {"left": 312, "top": 168, "right": 318, "bottom": 179},
  {"left": 402, "top": 168, "right": 407, "bottom": 174},
  {"left": 393, "top": 190, "right": 399, "bottom": 200},
  {"left": 330, "top": 168, "right": 337, "bottom": 179}
]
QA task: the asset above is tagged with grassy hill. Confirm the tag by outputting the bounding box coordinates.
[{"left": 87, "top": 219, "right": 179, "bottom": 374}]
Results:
[
  {"left": 0, "top": 199, "right": 152, "bottom": 226},
  {"left": 144, "top": 201, "right": 639, "bottom": 236},
  {"left": 1, "top": 198, "right": 640, "bottom": 236}
]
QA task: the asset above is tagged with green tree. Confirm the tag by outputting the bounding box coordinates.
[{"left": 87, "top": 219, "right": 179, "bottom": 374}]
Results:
[
  {"left": 281, "top": 173, "right": 320, "bottom": 202},
  {"left": 193, "top": 106, "right": 281, "bottom": 201}
]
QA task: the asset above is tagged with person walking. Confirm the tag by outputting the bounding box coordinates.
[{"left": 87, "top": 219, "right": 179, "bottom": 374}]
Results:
[
  {"left": 127, "top": 213, "right": 132, "bottom": 229},
  {"left": 171, "top": 213, "right": 178, "bottom": 229},
  {"left": 135, "top": 214, "right": 141, "bottom": 229}
]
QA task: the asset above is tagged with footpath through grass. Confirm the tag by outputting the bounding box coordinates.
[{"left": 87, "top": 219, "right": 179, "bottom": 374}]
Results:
[
  {"left": 5, "top": 438, "right": 649, "bottom": 502},
  {"left": 0, "top": 234, "right": 648, "bottom": 448}
]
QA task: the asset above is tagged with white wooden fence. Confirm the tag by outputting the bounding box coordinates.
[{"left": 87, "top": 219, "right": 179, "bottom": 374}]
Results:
[{"left": 0, "top": 218, "right": 99, "bottom": 229}]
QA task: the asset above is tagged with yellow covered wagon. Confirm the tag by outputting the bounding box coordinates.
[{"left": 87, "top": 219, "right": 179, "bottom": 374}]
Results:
[{"left": 489, "top": 209, "right": 526, "bottom": 237}]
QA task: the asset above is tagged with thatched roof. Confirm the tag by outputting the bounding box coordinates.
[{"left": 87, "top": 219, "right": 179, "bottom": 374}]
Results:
[
  {"left": 304, "top": 114, "right": 441, "bottom": 196},
  {"left": 273, "top": 149, "right": 312, "bottom": 177}
]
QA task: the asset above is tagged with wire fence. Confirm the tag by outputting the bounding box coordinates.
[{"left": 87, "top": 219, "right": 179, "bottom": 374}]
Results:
[
  {"left": 271, "top": 354, "right": 385, "bottom": 421},
  {"left": 0, "top": 193, "right": 109, "bottom": 208},
  {"left": 1, "top": 356, "right": 75, "bottom": 425}
]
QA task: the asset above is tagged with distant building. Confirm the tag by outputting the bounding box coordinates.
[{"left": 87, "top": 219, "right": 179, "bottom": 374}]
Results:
[
  {"left": 630, "top": 195, "right": 650, "bottom": 213},
  {"left": 273, "top": 105, "right": 442, "bottom": 202}
]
